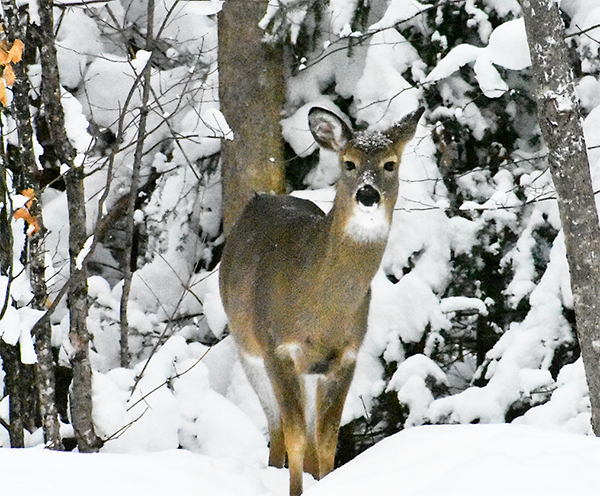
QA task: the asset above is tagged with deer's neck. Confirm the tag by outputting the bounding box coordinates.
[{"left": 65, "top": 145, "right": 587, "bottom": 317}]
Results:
[{"left": 311, "top": 205, "right": 389, "bottom": 303}]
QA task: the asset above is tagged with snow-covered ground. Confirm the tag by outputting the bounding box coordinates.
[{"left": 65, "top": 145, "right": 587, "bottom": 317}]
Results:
[{"left": 3, "top": 423, "right": 600, "bottom": 496}]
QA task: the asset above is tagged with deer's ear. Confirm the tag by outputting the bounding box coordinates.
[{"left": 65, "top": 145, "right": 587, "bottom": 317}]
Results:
[
  {"left": 384, "top": 107, "right": 425, "bottom": 152},
  {"left": 308, "top": 107, "right": 352, "bottom": 152}
]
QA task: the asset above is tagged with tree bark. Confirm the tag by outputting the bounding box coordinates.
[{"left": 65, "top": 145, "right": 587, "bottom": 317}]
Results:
[
  {"left": 37, "top": 0, "right": 102, "bottom": 452},
  {"left": 521, "top": 0, "right": 600, "bottom": 435},
  {"left": 119, "top": 0, "right": 156, "bottom": 369},
  {"left": 218, "top": 0, "right": 287, "bottom": 236},
  {"left": 0, "top": 342, "right": 25, "bottom": 447}
]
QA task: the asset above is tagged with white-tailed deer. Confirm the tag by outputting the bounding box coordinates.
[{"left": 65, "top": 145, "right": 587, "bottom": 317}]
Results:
[{"left": 219, "top": 106, "right": 423, "bottom": 495}]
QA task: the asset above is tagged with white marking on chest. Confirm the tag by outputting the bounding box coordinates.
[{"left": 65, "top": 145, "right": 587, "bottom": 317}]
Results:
[{"left": 345, "top": 204, "right": 390, "bottom": 243}]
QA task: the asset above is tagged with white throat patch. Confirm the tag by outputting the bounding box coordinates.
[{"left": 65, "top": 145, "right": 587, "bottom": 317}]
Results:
[{"left": 345, "top": 204, "right": 391, "bottom": 243}]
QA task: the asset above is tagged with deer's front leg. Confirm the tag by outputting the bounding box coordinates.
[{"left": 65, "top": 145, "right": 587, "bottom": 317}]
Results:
[
  {"left": 238, "top": 351, "right": 286, "bottom": 468},
  {"left": 315, "top": 347, "right": 358, "bottom": 478},
  {"left": 266, "top": 344, "right": 307, "bottom": 496}
]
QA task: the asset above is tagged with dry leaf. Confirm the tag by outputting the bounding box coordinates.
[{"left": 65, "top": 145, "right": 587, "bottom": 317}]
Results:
[
  {"left": 0, "top": 81, "right": 7, "bottom": 107},
  {"left": 0, "top": 42, "right": 8, "bottom": 66},
  {"left": 7, "top": 39, "right": 23, "bottom": 64},
  {"left": 0, "top": 39, "right": 24, "bottom": 104},
  {"left": 14, "top": 206, "right": 40, "bottom": 235},
  {"left": 21, "top": 188, "right": 35, "bottom": 200},
  {"left": 13, "top": 189, "right": 39, "bottom": 235},
  {"left": 4, "top": 64, "right": 15, "bottom": 86}
]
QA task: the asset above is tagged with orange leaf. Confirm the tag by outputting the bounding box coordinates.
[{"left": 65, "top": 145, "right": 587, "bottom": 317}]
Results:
[
  {"left": 20, "top": 188, "right": 36, "bottom": 211},
  {"left": 0, "top": 81, "right": 7, "bottom": 107},
  {"left": 27, "top": 217, "right": 40, "bottom": 235},
  {"left": 7, "top": 39, "right": 23, "bottom": 64},
  {"left": 13, "top": 206, "right": 40, "bottom": 235},
  {"left": 13, "top": 207, "right": 30, "bottom": 222},
  {"left": 21, "top": 188, "right": 35, "bottom": 200},
  {"left": 0, "top": 44, "right": 8, "bottom": 66},
  {"left": 4, "top": 63, "right": 15, "bottom": 86}
]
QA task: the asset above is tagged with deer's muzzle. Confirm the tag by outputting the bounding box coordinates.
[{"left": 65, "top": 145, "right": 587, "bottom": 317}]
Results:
[{"left": 356, "top": 184, "right": 381, "bottom": 208}]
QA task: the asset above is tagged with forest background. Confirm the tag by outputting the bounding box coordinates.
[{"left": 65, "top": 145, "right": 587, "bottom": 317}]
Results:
[{"left": 1, "top": 0, "right": 600, "bottom": 491}]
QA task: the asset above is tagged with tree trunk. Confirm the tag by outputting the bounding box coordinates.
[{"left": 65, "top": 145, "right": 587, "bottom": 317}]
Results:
[
  {"left": 0, "top": 342, "right": 24, "bottom": 447},
  {"left": 119, "top": 0, "right": 156, "bottom": 369},
  {"left": 218, "top": 0, "right": 287, "bottom": 236},
  {"left": 37, "top": 0, "right": 102, "bottom": 452},
  {"left": 521, "top": 0, "right": 600, "bottom": 435}
]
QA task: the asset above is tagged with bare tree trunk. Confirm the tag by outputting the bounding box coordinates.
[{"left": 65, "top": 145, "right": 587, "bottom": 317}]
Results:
[
  {"left": 521, "top": 0, "right": 600, "bottom": 435},
  {"left": 0, "top": 129, "right": 19, "bottom": 446},
  {"left": 63, "top": 168, "right": 104, "bottom": 452},
  {"left": 119, "top": 0, "right": 156, "bottom": 369},
  {"left": 218, "top": 0, "right": 287, "bottom": 235},
  {"left": 0, "top": 342, "right": 25, "bottom": 447},
  {"left": 37, "top": 0, "right": 102, "bottom": 452},
  {"left": 0, "top": 32, "right": 26, "bottom": 448}
]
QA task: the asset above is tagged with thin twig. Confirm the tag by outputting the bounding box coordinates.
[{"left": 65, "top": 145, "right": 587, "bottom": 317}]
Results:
[
  {"left": 102, "top": 406, "right": 149, "bottom": 442},
  {"left": 119, "top": 0, "right": 156, "bottom": 368},
  {"left": 566, "top": 23, "right": 600, "bottom": 39},
  {"left": 127, "top": 346, "right": 211, "bottom": 413}
]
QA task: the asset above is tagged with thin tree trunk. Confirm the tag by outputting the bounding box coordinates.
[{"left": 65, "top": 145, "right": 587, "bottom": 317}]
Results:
[
  {"left": 218, "top": 0, "right": 287, "bottom": 235},
  {"left": 521, "top": 0, "right": 600, "bottom": 435},
  {"left": 37, "top": 0, "right": 102, "bottom": 452},
  {"left": 0, "top": 45, "right": 25, "bottom": 448},
  {"left": 0, "top": 92, "right": 24, "bottom": 448},
  {"left": 119, "top": 0, "right": 156, "bottom": 369},
  {"left": 0, "top": 342, "right": 25, "bottom": 447},
  {"left": 63, "top": 168, "right": 103, "bottom": 452}
]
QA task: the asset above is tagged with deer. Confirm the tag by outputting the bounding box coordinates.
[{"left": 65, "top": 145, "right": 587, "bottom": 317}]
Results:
[{"left": 219, "top": 106, "right": 423, "bottom": 496}]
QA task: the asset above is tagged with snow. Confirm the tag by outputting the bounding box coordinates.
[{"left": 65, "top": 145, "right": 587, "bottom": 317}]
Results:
[
  {"left": 516, "top": 359, "right": 591, "bottom": 432},
  {"left": 353, "top": 28, "right": 423, "bottom": 127},
  {"left": 368, "top": 0, "right": 429, "bottom": 32},
  {"left": 55, "top": 8, "right": 103, "bottom": 89},
  {"left": 425, "top": 18, "right": 531, "bottom": 98},
  {"left": 2, "top": 424, "right": 600, "bottom": 495},
  {"left": 5, "top": 0, "right": 600, "bottom": 495},
  {"left": 482, "top": 0, "right": 521, "bottom": 18},
  {"left": 439, "top": 296, "right": 488, "bottom": 316},
  {"left": 259, "top": 0, "right": 309, "bottom": 44},
  {"left": 0, "top": 445, "right": 291, "bottom": 496},
  {"left": 188, "top": 0, "right": 223, "bottom": 16},
  {"left": 305, "top": 424, "right": 600, "bottom": 496},
  {"left": 328, "top": 0, "right": 360, "bottom": 36},
  {"left": 0, "top": 305, "right": 40, "bottom": 363},
  {"left": 387, "top": 354, "right": 448, "bottom": 427}
]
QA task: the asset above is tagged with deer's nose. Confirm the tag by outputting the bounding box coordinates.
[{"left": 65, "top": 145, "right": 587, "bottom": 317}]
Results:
[{"left": 356, "top": 184, "right": 381, "bottom": 207}]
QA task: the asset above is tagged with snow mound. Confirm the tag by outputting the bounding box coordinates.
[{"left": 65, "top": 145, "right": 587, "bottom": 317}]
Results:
[{"left": 305, "top": 424, "right": 600, "bottom": 496}]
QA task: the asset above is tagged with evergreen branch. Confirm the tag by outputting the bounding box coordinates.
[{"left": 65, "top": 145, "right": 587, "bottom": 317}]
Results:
[{"left": 299, "top": 0, "right": 463, "bottom": 72}]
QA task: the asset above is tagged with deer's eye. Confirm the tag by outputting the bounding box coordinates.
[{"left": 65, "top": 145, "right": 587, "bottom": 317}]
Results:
[
  {"left": 344, "top": 160, "right": 356, "bottom": 171},
  {"left": 383, "top": 161, "right": 396, "bottom": 172}
]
